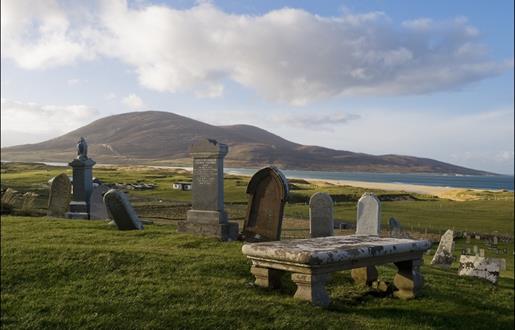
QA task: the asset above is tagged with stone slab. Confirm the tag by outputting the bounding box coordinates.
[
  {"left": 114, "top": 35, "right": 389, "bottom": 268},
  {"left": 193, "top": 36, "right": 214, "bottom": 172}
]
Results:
[
  {"left": 242, "top": 235, "right": 431, "bottom": 266},
  {"left": 458, "top": 255, "right": 500, "bottom": 284}
]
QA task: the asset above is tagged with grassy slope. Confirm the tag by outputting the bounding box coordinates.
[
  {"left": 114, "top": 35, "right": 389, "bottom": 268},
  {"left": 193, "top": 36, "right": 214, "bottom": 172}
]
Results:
[{"left": 1, "top": 217, "right": 514, "bottom": 330}]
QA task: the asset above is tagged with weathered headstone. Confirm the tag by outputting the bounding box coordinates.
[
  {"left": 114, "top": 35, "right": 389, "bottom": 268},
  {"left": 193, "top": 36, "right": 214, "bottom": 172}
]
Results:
[
  {"left": 430, "top": 229, "right": 454, "bottom": 268},
  {"left": 491, "top": 258, "right": 507, "bottom": 271},
  {"left": 475, "top": 235, "right": 480, "bottom": 240},
  {"left": 356, "top": 192, "right": 381, "bottom": 235},
  {"left": 104, "top": 189, "right": 143, "bottom": 230},
  {"left": 309, "top": 192, "right": 334, "bottom": 238},
  {"left": 241, "top": 166, "right": 289, "bottom": 242},
  {"left": 352, "top": 192, "right": 381, "bottom": 285},
  {"left": 493, "top": 236, "right": 498, "bottom": 245},
  {"left": 473, "top": 245, "right": 479, "bottom": 256},
  {"left": 66, "top": 137, "right": 96, "bottom": 219},
  {"left": 458, "top": 255, "right": 500, "bottom": 284},
  {"left": 389, "top": 217, "right": 401, "bottom": 238},
  {"left": 466, "top": 248, "right": 472, "bottom": 255},
  {"left": 1, "top": 188, "right": 19, "bottom": 205},
  {"left": 466, "top": 235, "right": 471, "bottom": 244},
  {"left": 177, "top": 139, "right": 238, "bottom": 241},
  {"left": 21, "top": 192, "right": 38, "bottom": 211},
  {"left": 479, "top": 249, "right": 485, "bottom": 257},
  {"left": 89, "top": 184, "right": 110, "bottom": 220},
  {"left": 47, "top": 173, "right": 72, "bottom": 217}
]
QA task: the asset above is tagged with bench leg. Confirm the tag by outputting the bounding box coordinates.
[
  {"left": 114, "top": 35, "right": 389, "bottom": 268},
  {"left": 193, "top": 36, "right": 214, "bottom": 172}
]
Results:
[
  {"left": 351, "top": 266, "right": 378, "bottom": 286},
  {"left": 291, "top": 273, "right": 331, "bottom": 307},
  {"left": 251, "top": 265, "right": 283, "bottom": 289},
  {"left": 393, "top": 258, "right": 423, "bottom": 300}
]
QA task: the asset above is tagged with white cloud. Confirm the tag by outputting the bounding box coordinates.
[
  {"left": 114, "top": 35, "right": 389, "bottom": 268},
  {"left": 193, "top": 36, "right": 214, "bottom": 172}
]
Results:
[
  {"left": 122, "top": 94, "right": 144, "bottom": 110},
  {"left": 1, "top": 98, "right": 98, "bottom": 146},
  {"left": 67, "top": 78, "right": 81, "bottom": 86},
  {"left": 1, "top": 1, "right": 511, "bottom": 104},
  {"left": 271, "top": 112, "right": 360, "bottom": 130}
]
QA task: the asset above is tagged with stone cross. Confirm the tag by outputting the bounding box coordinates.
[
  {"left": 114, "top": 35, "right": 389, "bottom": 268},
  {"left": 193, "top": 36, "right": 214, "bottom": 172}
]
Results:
[
  {"left": 47, "top": 173, "right": 72, "bottom": 218},
  {"left": 241, "top": 166, "right": 289, "bottom": 242},
  {"left": 309, "top": 192, "right": 334, "bottom": 238},
  {"left": 430, "top": 229, "right": 454, "bottom": 268},
  {"left": 389, "top": 217, "right": 401, "bottom": 238},
  {"left": 104, "top": 189, "right": 143, "bottom": 230},
  {"left": 356, "top": 192, "right": 381, "bottom": 235},
  {"left": 66, "top": 137, "right": 96, "bottom": 219},
  {"left": 177, "top": 139, "right": 238, "bottom": 241}
]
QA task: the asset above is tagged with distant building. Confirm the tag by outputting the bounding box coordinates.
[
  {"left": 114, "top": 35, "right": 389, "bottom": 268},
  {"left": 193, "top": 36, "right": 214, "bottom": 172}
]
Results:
[{"left": 172, "top": 182, "right": 192, "bottom": 191}]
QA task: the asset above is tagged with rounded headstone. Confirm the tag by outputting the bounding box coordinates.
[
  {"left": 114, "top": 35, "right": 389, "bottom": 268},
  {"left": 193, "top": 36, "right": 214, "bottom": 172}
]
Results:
[
  {"left": 47, "top": 173, "right": 71, "bottom": 217},
  {"left": 309, "top": 192, "right": 334, "bottom": 238}
]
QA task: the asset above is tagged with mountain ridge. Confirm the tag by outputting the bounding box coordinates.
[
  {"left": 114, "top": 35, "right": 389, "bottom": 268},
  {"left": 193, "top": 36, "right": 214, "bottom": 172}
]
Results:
[{"left": 1, "top": 110, "right": 492, "bottom": 175}]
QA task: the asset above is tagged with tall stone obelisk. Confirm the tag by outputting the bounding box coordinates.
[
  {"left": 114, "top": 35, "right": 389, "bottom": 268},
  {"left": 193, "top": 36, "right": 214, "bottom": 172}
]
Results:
[{"left": 66, "top": 137, "right": 96, "bottom": 219}]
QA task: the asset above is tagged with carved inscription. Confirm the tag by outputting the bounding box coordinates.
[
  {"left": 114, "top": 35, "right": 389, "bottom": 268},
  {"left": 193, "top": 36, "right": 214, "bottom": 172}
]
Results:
[{"left": 194, "top": 158, "right": 217, "bottom": 186}]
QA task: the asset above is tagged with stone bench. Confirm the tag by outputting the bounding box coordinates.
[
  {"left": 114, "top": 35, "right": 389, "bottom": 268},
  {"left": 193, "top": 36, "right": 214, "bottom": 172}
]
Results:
[{"left": 242, "top": 235, "right": 431, "bottom": 307}]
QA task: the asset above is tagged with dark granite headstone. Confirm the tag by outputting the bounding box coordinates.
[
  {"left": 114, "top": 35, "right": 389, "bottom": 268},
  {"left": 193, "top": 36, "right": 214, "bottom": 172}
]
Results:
[
  {"left": 89, "top": 184, "right": 110, "bottom": 220},
  {"left": 66, "top": 137, "right": 96, "bottom": 219},
  {"left": 104, "top": 189, "right": 143, "bottom": 230},
  {"left": 47, "top": 173, "right": 72, "bottom": 217},
  {"left": 241, "top": 166, "right": 289, "bottom": 242},
  {"left": 177, "top": 139, "right": 238, "bottom": 240}
]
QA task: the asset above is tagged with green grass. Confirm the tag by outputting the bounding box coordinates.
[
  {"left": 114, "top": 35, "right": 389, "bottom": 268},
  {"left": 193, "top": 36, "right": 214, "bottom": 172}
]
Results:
[{"left": 1, "top": 216, "right": 514, "bottom": 330}]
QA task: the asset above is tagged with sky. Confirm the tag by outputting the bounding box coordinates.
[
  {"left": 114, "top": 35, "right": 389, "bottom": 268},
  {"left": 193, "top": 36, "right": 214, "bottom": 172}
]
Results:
[{"left": 1, "top": 0, "right": 514, "bottom": 174}]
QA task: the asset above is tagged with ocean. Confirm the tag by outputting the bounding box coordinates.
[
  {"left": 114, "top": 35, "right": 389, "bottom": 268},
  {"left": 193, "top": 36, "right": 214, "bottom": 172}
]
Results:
[{"left": 225, "top": 168, "right": 515, "bottom": 191}]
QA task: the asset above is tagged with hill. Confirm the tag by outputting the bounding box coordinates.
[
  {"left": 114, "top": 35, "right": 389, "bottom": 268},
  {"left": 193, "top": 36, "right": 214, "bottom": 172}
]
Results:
[{"left": 1, "top": 111, "right": 490, "bottom": 175}]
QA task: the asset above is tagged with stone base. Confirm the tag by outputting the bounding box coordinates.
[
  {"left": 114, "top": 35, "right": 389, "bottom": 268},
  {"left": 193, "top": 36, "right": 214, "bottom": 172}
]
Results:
[
  {"left": 351, "top": 266, "right": 378, "bottom": 286},
  {"left": 65, "top": 212, "right": 89, "bottom": 220},
  {"left": 393, "top": 258, "right": 423, "bottom": 300},
  {"left": 69, "top": 201, "right": 88, "bottom": 213},
  {"left": 177, "top": 210, "right": 239, "bottom": 241},
  {"left": 291, "top": 273, "right": 331, "bottom": 307}
]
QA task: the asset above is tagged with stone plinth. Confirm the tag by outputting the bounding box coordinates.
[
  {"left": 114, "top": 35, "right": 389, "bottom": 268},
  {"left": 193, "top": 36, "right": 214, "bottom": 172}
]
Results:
[
  {"left": 177, "top": 139, "right": 238, "bottom": 241},
  {"left": 66, "top": 157, "right": 95, "bottom": 219}
]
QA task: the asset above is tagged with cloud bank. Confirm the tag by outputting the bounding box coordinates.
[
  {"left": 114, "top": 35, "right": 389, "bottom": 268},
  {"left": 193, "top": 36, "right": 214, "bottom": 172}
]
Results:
[{"left": 1, "top": 0, "right": 511, "bottom": 105}]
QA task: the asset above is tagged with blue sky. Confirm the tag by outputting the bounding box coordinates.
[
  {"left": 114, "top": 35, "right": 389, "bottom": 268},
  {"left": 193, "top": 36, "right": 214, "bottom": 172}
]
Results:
[{"left": 1, "top": 0, "right": 513, "bottom": 174}]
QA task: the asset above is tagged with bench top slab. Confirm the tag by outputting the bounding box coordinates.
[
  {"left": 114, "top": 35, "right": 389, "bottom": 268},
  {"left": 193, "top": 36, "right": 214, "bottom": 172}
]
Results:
[{"left": 242, "top": 235, "right": 431, "bottom": 266}]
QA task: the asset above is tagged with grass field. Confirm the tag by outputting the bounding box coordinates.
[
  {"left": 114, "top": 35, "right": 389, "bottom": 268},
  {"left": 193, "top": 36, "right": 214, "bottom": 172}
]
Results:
[{"left": 1, "top": 216, "right": 514, "bottom": 330}]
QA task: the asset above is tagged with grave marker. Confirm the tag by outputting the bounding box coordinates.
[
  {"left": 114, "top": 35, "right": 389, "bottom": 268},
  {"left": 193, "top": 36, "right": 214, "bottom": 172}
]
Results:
[
  {"left": 104, "top": 189, "right": 143, "bottom": 230},
  {"left": 430, "top": 229, "right": 454, "bottom": 268},
  {"left": 89, "top": 184, "right": 110, "bottom": 220},
  {"left": 389, "top": 217, "right": 401, "bottom": 238},
  {"left": 458, "top": 255, "right": 500, "bottom": 284},
  {"left": 309, "top": 192, "right": 334, "bottom": 238},
  {"left": 47, "top": 173, "right": 72, "bottom": 218},
  {"left": 356, "top": 192, "right": 380, "bottom": 235}
]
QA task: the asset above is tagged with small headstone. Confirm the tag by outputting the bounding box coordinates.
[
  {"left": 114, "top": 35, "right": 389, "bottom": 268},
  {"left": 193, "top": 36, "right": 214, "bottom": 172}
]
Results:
[
  {"left": 466, "top": 248, "right": 472, "bottom": 255},
  {"left": 104, "top": 189, "right": 143, "bottom": 230},
  {"left": 431, "top": 229, "right": 455, "bottom": 268},
  {"left": 2, "top": 188, "right": 19, "bottom": 205},
  {"left": 89, "top": 184, "right": 110, "bottom": 220},
  {"left": 503, "top": 248, "right": 507, "bottom": 254},
  {"left": 458, "top": 255, "right": 500, "bottom": 284},
  {"left": 241, "top": 166, "right": 289, "bottom": 242},
  {"left": 356, "top": 192, "right": 380, "bottom": 236},
  {"left": 47, "top": 173, "right": 72, "bottom": 217},
  {"left": 473, "top": 245, "right": 479, "bottom": 256},
  {"left": 475, "top": 235, "right": 480, "bottom": 240},
  {"left": 309, "top": 192, "right": 334, "bottom": 238},
  {"left": 493, "top": 236, "right": 498, "bottom": 245},
  {"left": 21, "top": 192, "right": 38, "bottom": 211},
  {"left": 466, "top": 235, "right": 471, "bottom": 244},
  {"left": 388, "top": 217, "right": 401, "bottom": 238},
  {"left": 495, "top": 249, "right": 500, "bottom": 255},
  {"left": 490, "top": 258, "right": 507, "bottom": 271},
  {"left": 461, "top": 249, "right": 466, "bottom": 255},
  {"left": 479, "top": 249, "right": 485, "bottom": 257}
]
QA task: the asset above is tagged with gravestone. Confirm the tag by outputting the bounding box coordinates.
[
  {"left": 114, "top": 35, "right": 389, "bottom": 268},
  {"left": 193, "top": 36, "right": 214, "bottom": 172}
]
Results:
[
  {"left": 2, "top": 188, "right": 19, "bottom": 205},
  {"left": 430, "top": 229, "right": 454, "bottom": 268},
  {"left": 475, "top": 235, "right": 480, "bottom": 240},
  {"left": 479, "top": 249, "right": 485, "bottom": 257},
  {"left": 458, "top": 255, "right": 500, "bottom": 284},
  {"left": 466, "top": 248, "right": 472, "bottom": 255},
  {"left": 309, "top": 192, "right": 334, "bottom": 238},
  {"left": 177, "top": 139, "right": 238, "bottom": 241},
  {"left": 491, "top": 258, "right": 506, "bottom": 271},
  {"left": 466, "top": 235, "right": 471, "bottom": 244},
  {"left": 104, "top": 189, "right": 143, "bottom": 230},
  {"left": 241, "top": 166, "right": 289, "bottom": 242},
  {"left": 352, "top": 192, "right": 381, "bottom": 285},
  {"left": 21, "top": 192, "right": 38, "bottom": 211},
  {"left": 389, "top": 217, "right": 401, "bottom": 238},
  {"left": 66, "top": 137, "right": 96, "bottom": 219},
  {"left": 356, "top": 192, "right": 381, "bottom": 235},
  {"left": 493, "top": 236, "right": 498, "bottom": 245},
  {"left": 473, "top": 245, "right": 479, "bottom": 256},
  {"left": 47, "top": 173, "right": 72, "bottom": 217},
  {"left": 89, "top": 184, "right": 110, "bottom": 220}
]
